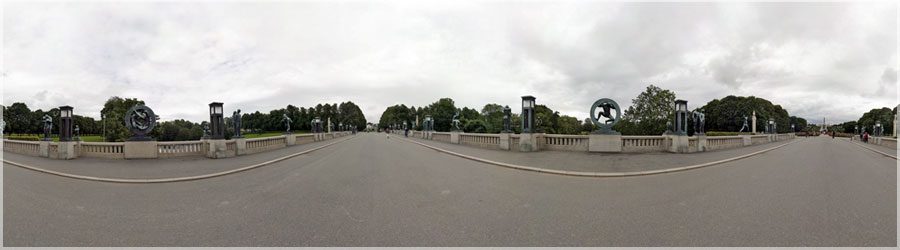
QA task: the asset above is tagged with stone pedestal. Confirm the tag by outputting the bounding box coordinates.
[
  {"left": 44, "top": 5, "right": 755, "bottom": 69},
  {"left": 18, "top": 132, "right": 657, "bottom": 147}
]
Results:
[
  {"left": 57, "top": 141, "right": 77, "bottom": 160},
  {"left": 124, "top": 140, "right": 158, "bottom": 159},
  {"left": 742, "top": 135, "right": 751, "bottom": 146},
  {"left": 518, "top": 133, "right": 540, "bottom": 152},
  {"left": 235, "top": 138, "right": 247, "bottom": 155},
  {"left": 205, "top": 139, "right": 226, "bottom": 159},
  {"left": 696, "top": 134, "right": 708, "bottom": 152},
  {"left": 589, "top": 133, "right": 622, "bottom": 152},
  {"left": 39, "top": 140, "right": 50, "bottom": 158},
  {"left": 285, "top": 134, "right": 296, "bottom": 146},
  {"left": 450, "top": 131, "right": 460, "bottom": 144},
  {"left": 668, "top": 135, "right": 689, "bottom": 153},
  {"left": 499, "top": 133, "right": 511, "bottom": 150}
]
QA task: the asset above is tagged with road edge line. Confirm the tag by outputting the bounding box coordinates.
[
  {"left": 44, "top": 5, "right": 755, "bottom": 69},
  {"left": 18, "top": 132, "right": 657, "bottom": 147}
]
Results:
[
  {"left": 845, "top": 139, "right": 898, "bottom": 160},
  {"left": 2, "top": 135, "right": 357, "bottom": 184},
  {"left": 400, "top": 136, "right": 803, "bottom": 177}
]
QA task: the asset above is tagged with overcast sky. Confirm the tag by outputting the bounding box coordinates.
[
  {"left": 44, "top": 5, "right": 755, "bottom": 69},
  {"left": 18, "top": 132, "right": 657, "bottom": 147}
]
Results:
[{"left": 3, "top": 1, "right": 897, "bottom": 125}]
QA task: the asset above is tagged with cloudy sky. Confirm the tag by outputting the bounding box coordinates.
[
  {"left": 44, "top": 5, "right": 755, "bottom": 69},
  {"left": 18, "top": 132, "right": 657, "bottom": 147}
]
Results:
[{"left": 3, "top": 1, "right": 897, "bottom": 125}]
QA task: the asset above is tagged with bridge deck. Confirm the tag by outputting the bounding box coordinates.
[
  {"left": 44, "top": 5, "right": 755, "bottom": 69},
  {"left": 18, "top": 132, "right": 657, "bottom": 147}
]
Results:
[{"left": 4, "top": 133, "right": 896, "bottom": 246}]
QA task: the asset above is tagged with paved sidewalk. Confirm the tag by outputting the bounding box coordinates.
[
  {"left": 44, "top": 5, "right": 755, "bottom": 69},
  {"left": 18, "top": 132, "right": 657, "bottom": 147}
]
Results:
[
  {"left": 844, "top": 137, "right": 898, "bottom": 157},
  {"left": 402, "top": 135, "right": 800, "bottom": 173},
  {"left": 1, "top": 135, "right": 356, "bottom": 179}
]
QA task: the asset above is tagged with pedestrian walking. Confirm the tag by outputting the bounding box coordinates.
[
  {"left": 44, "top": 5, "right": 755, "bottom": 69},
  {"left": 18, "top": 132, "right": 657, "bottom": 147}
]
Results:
[{"left": 386, "top": 128, "right": 390, "bottom": 139}]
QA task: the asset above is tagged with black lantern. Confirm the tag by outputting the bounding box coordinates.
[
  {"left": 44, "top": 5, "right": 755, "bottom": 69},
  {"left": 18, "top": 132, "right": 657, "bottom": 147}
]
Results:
[
  {"left": 768, "top": 118, "right": 775, "bottom": 134},
  {"left": 209, "top": 102, "right": 225, "bottom": 139},
  {"left": 521, "top": 96, "right": 536, "bottom": 133},
  {"left": 674, "top": 100, "right": 688, "bottom": 135},
  {"left": 58, "top": 106, "right": 74, "bottom": 141}
]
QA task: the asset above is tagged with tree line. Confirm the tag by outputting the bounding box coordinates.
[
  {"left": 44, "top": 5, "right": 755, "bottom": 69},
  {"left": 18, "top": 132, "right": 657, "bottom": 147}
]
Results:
[
  {"left": 3, "top": 96, "right": 367, "bottom": 142},
  {"left": 378, "top": 85, "right": 813, "bottom": 136}
]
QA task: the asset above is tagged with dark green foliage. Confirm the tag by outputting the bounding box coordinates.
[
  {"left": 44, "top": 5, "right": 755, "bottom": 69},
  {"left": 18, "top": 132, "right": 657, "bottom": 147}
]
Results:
[
  {"left": 857, "top": 107, "right": 894, "bottom": 135},
  {"left": 101, "top": 96, "right": 147, "bottom": 142},
  {"left": 612, "top": 85, "right": 676, "bottom": 135},
  {"left": 701, "top": 95, "right": 791, "bottom": 133}
]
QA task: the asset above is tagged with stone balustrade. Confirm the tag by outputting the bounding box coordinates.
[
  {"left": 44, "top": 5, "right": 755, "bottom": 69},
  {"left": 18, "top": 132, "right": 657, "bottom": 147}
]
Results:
[
  {"left": 80, "top": 142, "right": 125, "bottom": 159},
  {"left": 622, "top": 136, "right": 667, "bottom": 152},
  {"left": 459, "top": 133, "right": 501, "bottom": 149},
  {"left": 158, "top": 141, "right": 205, "bottom": 158},
  {"left": 2, "top": 131, "right": 353, "bottom": 160},
  {"left": 407, "top": 130, "right": 796, "bottom": 154},
  {"left": 540, "top": 134, "right": 589, "bottom": 152}
]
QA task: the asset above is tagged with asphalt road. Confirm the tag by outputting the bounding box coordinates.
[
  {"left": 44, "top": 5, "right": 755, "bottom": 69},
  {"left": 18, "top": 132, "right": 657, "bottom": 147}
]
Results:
[{"left": 4, "top": 133, "right": 896, "bottom": 246}]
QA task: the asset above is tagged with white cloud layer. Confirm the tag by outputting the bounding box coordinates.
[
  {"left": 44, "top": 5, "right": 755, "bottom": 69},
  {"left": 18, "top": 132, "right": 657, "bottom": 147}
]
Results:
[{"left": 3, "top": 2, "right": 897, "bottom": 125}]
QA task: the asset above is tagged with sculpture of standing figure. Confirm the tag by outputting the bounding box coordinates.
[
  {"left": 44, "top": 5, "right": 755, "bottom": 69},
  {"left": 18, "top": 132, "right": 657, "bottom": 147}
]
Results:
[
  {"left": 0, "top": 119, "right": 6, "bottom": 138},
  {"left": 74, "top": 125, "right": 81, "bottom": 140},
  {"left": 452, "top": 111, "right": 461, "bottom": 131},
  {"left": 692, "top": 109, "right": 705, "bottom": 134},
  {"left": 233, "top": 109, "right": 242, "bottom": 137},
  {"left": 42, "top": 114, "right": 53, "bottom": 139},
  {"left": 739, "top": 116, "right": 749, "bottom": 134},
  {"left": 502, "top": 105, "right": 512, "bottom": 133},
  {"left": 203, "top": 124, "right": 210, "bottom": 138},
  {"left": 282, "top": 114, "right": 292, "bottom": 133}
]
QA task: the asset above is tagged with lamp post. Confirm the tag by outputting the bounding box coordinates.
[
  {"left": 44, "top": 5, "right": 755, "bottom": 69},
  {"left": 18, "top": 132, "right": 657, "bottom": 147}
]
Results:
[
  {"left": 425, "top": 115, "right": 433, "bottom": 131},
  {"left": 58, "top": 106, "right": 74, "bottom": 141},
  {"left": 876, "top": 120, "right": 882, "bottom": 137},
  {"left": 768, "top": 118, "right": 775, "bottom": 134},
  {"left": 521, "top": 96, "right": 536, "bottom": 133},
  {"left": 101, "top": 113, "right": 106, "bottom": 142},
  {"left": 209, "top": 102, "right": 225, "bottom": 139},
  {"left": 674, "top": 100, "right": 688, "bottom": 135}
]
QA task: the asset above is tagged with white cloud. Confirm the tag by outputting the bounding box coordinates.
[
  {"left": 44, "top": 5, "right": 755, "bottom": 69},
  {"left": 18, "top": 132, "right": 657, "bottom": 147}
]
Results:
[{"left": 3, "top": 1, "right": 897, "bottom": 125}]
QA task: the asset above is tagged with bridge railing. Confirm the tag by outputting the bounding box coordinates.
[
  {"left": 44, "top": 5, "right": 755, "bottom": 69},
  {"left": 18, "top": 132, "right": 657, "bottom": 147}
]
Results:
[
  {"left": 158, "top": 141, "right": 205, "bottom": 158},
  {"left": 79, "top": 142, "right": 125, "bottom": 159},
  {"left": 622, "top": 136, "right": 667, "bottom": 152},
  {"left": 540, "top": 134, "right": 589, "bottom": 152},
  {"left": 432, "top": 132, "right": 451, "bottom": 143},
  {"left": 2, "top": 140, "right": 41, "bottom": 156},
  {"left": 246, "top": 136, "right": 287, "bottom": 154},
  {"left": 459, "top": 133, "right": 501, "bottom": 149},
  {"left": 750, "top": 135, "right": 769, "bottom": 145},
  {"left": 707, "top": 136, "right": 743, "bottom": 150}
]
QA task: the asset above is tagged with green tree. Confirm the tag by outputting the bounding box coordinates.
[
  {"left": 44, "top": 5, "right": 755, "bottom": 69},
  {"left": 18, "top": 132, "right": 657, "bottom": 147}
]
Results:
[
  {"left": 702, "top": 95, "right": 791, "bottom": 134},
  {"left": 100, "top": 97, "right": 147, "bottom": 142},
  {"left": 614, "top": 84, "right": 676, "bottom": 135},
  {"left": 857, "top": 107, "right": 894, "bottom": 135}
]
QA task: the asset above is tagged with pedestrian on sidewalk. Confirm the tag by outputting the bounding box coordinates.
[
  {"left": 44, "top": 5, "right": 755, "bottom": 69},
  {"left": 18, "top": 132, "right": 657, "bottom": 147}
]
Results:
[{"left": 386, "top": 128, "right": 390, "bottom": 139}]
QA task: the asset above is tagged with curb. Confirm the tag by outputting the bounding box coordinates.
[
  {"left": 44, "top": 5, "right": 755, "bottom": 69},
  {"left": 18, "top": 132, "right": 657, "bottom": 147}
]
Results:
[
  {"left": 845, "top": 139, "right": 898, "bottom": 160},
  {"left": 400, "top": 137, "right": 803, "bottom": 177},
  {"left": 2, "top": 135, "right": 356, "bottom": 184}
]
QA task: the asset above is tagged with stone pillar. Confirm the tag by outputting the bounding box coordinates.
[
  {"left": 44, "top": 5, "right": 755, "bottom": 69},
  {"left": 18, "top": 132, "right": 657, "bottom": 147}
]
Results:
[
  {"left": 57, "top": 141, "right": 76, "bottom": 160},
  {"left": 235, "top": 137, "right": 247, "bottom": 155},
  {"left": 205, "top": 139, "right": 226, "bottom": 159},
  {"left": 668, "top": 134, "right": 689, "bottom": 153},
  {"left": 742, "top": 134, "right": 751, "bottom": 146},
  {"left": 499, "top": 133, "right": 511, "bottom": 150},
  {"left": 751, "top": 111, "right": 757, "bottom": 134},
  {"left": 285, "top": 134, "right": 296, "bottom": 146},
  {"left": 125, "top": 140, "right": 159, "bottom": 159},
  {"left": 588, "top": 133, "right": 622, "bottom": 152},
  {"left": 450, "top": 131, "right": 460, "bottom": 144},
  {"left": 518, "top": 133, "right": 540, "bottom": 152},
  {"left": 39, "top": 140, "right": 50, "bottom": 158},
  {"left": 697, "top": 135, "right": 708, "bottom": 152}
]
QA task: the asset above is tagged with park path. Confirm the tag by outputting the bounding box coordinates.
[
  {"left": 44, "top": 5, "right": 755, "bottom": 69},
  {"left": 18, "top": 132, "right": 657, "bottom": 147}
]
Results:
[{"left": 4, "top": 133, "right": 895, "bottom": 246}]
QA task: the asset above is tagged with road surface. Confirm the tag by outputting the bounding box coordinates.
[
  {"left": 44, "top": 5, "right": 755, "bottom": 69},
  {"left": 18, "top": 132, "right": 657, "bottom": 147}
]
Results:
[{"left": 4, "top": 133, "right": 896, "bottom": 246}]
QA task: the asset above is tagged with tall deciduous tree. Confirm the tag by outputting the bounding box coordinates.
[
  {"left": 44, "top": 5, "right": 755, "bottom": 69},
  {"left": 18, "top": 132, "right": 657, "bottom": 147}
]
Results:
[{"left": 614, "top": 85, "right": 676, "bottom": 135}]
